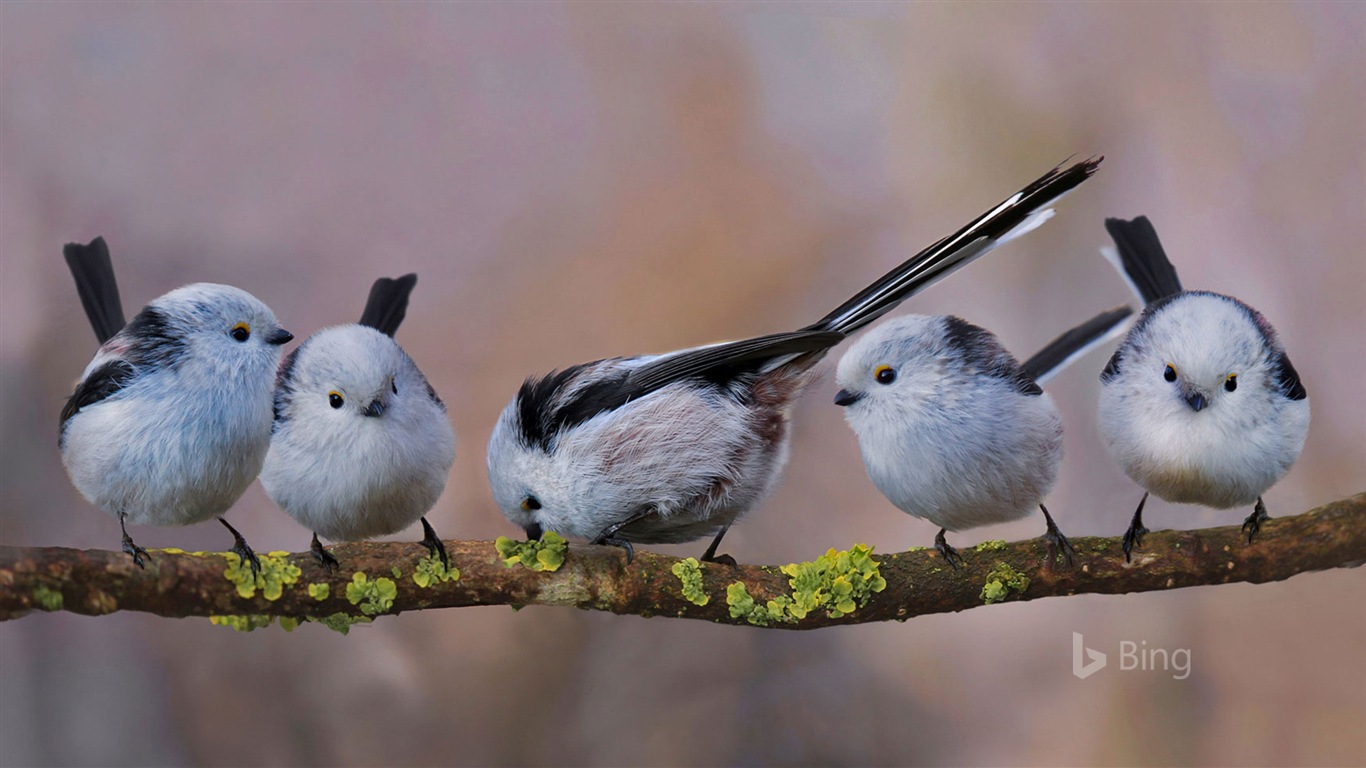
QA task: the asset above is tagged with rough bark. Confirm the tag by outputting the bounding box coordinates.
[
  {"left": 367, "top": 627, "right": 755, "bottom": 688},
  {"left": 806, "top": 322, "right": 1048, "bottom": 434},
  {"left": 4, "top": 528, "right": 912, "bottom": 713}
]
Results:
[{"left": 1, "top": 492, "right": 1362, "bottom": 630}]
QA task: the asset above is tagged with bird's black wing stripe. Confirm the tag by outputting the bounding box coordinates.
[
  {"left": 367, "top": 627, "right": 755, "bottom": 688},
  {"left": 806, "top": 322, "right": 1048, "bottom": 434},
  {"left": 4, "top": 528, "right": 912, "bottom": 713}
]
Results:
[
  {"left": 358, "top": 273, "right": 418, "bottom": 337},
  {"left": 514, "top": 331, "right": 844, "bottom": 451},
  {"left": 943, "top": 316, "right": 1041, "bottom": 396},
  {"left": 1104, "top": 216, "right": 1183, "bottom": 304},
  {"left": 59, "top": 359, "right": 136, "bottom": 442},
  {"left": 627, "top": 331, "right": 844, "bottom": 393},
  {"left": 1272, "top": 351, "right": 1307, "bottom": 401},
  {"left": 1021, "top": 306, "right": 1133, "bottom": 382},
  {"left": 1099, "top": 348, "right": 1123, "bottom": 383},
  {"left": 64, "top": 237, "right": 126, "bottom": 345},
  {"left": 517, "top": 362, "right": 630, "bottom": 451}
]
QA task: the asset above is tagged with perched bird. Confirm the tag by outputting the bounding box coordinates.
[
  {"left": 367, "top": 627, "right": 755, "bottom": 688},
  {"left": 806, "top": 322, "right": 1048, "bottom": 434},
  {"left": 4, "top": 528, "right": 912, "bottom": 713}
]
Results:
[
  {"left": 1097, "top": 216, "right": 1310, "bottom": 561},
  {"left": 487, "top": 158, "right": 1102, "bottom": 564},
  {"left": 261, "top": 274, "right": 456, "bottom": 571},
  {"left": 834, "top": 306, "right": 1133, "bottom": 567},
  {"left": 59, "top": 237, "right": 292, "bottom": 571}
]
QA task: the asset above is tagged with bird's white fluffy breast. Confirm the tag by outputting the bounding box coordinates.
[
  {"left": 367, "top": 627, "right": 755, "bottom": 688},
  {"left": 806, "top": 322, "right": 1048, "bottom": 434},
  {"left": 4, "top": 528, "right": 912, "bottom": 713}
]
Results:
[
  {"left": 838, "top": 315, "right": 1062, "bottom": 531},
  {"left": 1099, "top": 293, "right": 1309, "bottom": 507},
  {"left": 262, "top": 325, "right": 455, "bottom": 540}
]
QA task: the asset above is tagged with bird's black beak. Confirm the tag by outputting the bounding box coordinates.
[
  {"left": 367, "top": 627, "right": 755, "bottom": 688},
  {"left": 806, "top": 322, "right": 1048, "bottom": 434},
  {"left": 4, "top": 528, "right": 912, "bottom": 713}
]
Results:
[
  {"left": 267, "top": 328, "right": 293, "bottom": 346},
  {"left": 1185, "top": 391, "right": 1207, "bottom": 412},
  {"left": 524, "top": 523, "right": 544, "bottom": 541},
  {"left": 834, "top": 389, "right": 864, "bottom": 407},
  {"left": 364, "top": 399, "right": 385, "bottom": 418}
]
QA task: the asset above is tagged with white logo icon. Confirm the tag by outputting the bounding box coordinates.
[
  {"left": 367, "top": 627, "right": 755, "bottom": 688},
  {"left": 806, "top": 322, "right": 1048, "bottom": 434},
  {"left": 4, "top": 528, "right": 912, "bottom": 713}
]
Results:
[{"left": 1072, "top": 632, "right": 1107, "bottom": 679}]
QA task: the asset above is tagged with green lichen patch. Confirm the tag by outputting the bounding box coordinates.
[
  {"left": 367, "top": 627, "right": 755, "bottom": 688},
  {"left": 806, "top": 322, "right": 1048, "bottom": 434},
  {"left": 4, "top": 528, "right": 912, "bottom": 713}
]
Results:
[
  {"left": 345, "top": 572, "right": 398, "bottom": 615},
  {"left": 974, "top": 539, "right": 1008, "bottom": 552},
  {"left": 208, "top": 614, "right": 275, "bottom": 632},
  {"left": 32, "top": 586, "right": 63, "bottom": 611},
  {"left": 781, "top": 545, "right": 888, "bottom": 620},
  {"left": 314, "top": 612, "right": 373, "bottom": 635},
  {"left": 980, "top": 563, "right": 1030, "bottom": 605},
  {"left": 725, "top": 582, "right": 795, "bottom": 626},
  {"left": 495, "top": 531, "right": 568, "bottom": 572},
  {"left": 671, "top": 558, "right": 710, "bottom": 606},
  {"left": 307, "top": 583, "right": 330, "bottom": 601},
  {"left": 391, "top": 566, "right": 403, "bottom": 579},
  {"left": 278, "top": 616, "right": 302, "bottom": 632},
  {"left": 221, "top": 551, "right": 302, "bottom": 600},
  {"left": 413, "top": 552, "right": 460, "bottom": 588}
]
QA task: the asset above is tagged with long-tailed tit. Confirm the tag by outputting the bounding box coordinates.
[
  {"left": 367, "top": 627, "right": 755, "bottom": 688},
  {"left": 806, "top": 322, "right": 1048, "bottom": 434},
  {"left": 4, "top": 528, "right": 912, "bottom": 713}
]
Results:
[
  {"left": 1097, "top": 216, "right": 1310, "bottom": 561},
  {"left": 834, "top": 306, "right": 1133, "bottom": 567},
  {"left": 487, "top": 158, "right": 1102, "bottom": 564},
  {"left": 261, "top": 274, "right": 456, "bottom": 571},
  {"left": 59, "top": 237, "right": 293, "bottom": 571}
]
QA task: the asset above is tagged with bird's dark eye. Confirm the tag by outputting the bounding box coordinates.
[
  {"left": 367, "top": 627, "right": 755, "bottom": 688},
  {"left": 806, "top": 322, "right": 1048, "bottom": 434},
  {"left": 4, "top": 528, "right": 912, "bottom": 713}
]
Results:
[
  {"left": 522, "top": 496, "right": 542, "bottom": 511},
  {"left": 1224, "top": 374, "right": 1237, "bottom": 392},
  {"left": 875, "top": 365, "right": 897, "bottom": 385},
  {"left": 230, "top": 323, "right": 251, "bottom": 342},
  {"left": 328, "top": 391, "right": 344, "bottom": 409},
  {"left": 1164, "top": 364, "right": 1177, "bottom": 383}
]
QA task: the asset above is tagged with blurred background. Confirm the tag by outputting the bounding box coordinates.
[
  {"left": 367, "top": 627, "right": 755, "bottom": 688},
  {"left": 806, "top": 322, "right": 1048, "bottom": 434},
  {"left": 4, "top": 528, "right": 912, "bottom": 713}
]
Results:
[{"left": 2, "top": 2, "right": 1363, "bottom": 766}]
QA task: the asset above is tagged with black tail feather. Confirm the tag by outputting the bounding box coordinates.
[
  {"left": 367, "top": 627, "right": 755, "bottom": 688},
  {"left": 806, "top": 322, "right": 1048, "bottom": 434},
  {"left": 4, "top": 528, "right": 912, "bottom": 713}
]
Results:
[
  {"left": 1103, "top": 216, "right": 1183, "bottom": 304},
  {"left": 63, "top": 237, "right": 126, "bottom": 345},
  {"left": 808, "top": 157, "right": 1103, "bottom": 337},
  {"left": 358, "top": 273, "right": 418, "bottom": 337},
  {"left": 1021, "top": 305, "right": 1134, "bottom": 384}
]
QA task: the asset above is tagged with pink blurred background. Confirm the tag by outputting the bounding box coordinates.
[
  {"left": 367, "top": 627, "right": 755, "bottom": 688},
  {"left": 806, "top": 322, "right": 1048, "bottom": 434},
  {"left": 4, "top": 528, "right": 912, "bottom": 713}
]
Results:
[{"left": 2, "top": 3, "right": 1363, "bottom": 766}]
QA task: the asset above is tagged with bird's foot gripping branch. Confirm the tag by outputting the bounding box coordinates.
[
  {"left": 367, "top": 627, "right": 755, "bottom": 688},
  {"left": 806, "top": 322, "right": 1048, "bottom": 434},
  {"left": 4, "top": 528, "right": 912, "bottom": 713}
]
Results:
[{"left": 1, "top": 493, "right": 1362, "bottom": 629}]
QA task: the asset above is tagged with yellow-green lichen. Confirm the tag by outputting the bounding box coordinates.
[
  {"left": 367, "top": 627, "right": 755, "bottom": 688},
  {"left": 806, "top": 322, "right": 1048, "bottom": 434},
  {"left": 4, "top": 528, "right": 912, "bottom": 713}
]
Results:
[
  {"left": 413, "top": 552, "right": 460, "bottom": 588},
  {"left": 495, "top": 531, "right": 567, "bottom": 572},
  {"left": 314, "top": 612, "right": 373, "bottom": 634},
  {"left": 781, "top": 545, "right": 887, "bottom": 620},
  {"left": 974, "top": 539, "right": 1008, "bottom": 552},
  {"left": 222, "top": 551, "right": 302, "bottom": 600},
  {"left": 391, "top": 566, "right": 403, "bottom": 579},
  {"left": 345, "top": 572, "right": 398, "bottom": 615},
  {"left": 723, "top": 545, "right": 887, "bottom": 625},
  {"left": 980, "top": 562, "right": 1030, "bottom": 605},
  {"left": 208, "top": 614, "right": 275, "bottom": 632},
  {"left": 278, "top": 616, "right": 301, "bottom": 632},
  {"left": 725, "top": 582, "right": 795, "bottom": 626},
  {"left": 671, "top": 558, "right": 710, "bottom": 606},
  {"left": 307, "top": 583, "right": 330, "bottom": 601},
  {"left": 32, "top": 586, "right": 63, "bottom": 611}
]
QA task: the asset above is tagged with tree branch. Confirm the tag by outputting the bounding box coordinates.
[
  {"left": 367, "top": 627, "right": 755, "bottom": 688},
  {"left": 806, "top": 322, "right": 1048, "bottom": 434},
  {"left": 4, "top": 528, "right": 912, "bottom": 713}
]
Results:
[{"left": 2, "top": 492, "right": 1363, "bottom": 630}]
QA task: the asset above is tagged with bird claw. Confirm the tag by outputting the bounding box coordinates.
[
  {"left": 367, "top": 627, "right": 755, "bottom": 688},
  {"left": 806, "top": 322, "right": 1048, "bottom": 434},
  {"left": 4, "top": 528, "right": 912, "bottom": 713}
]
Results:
[
  {"left": 310, "top": 533, "right": 339, "bottom": 574},
  {"left": 1241, "top": 499, "right": 1271, "bottom": 544},
  {"left": 219, "top": 518, "right": 260, "bottom": 576},
  {"left": 935, "top": 529, "right": 964, "bottom": 570},
  {"left": 592, "top": 534, "right": 635, "bottom": 565},
  {"left": 419, "top": 517, "right": 450, "bottom": 569},
  {"left": 1040, "top": 505, "right": 1076, "bottom": 568},
  {"left": 1121, "top": 522, "right": 1148, "bottom": 563},
  {"left": 121, "top": 535, "right": 150, "bottom": 569},
  {"left": 703, "top": 553, "right": 738, "bottom": 568}
]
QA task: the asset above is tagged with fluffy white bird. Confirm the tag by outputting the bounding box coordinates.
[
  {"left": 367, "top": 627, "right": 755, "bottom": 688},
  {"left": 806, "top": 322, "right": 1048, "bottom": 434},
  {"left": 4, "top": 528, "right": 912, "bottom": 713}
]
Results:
[
  {"left": 1097, "top": 216, "right": 1310, "bottom": 560},
  {"left": 834, "top": 306, "right": 1133, "bottom": 567},
  {"left": 487, "top": 159, "right": 1102, "bottom": 564},
  {"left": 60, "top": 237, "right": 292, "bottom": 571},
  {"left": 262, "top": 274, "right": 456, "bottom": 571}
]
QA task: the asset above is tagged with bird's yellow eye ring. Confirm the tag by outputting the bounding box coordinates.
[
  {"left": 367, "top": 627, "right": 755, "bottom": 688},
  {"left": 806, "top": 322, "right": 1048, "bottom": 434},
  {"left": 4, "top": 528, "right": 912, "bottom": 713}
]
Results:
[
  {"left": 1164, "top": 364, "right": 1177, "bottom": 382},
  {"left": 328, "top": 391, "right": 344, "bottom": 409},
  {"left": 230, "top": 322, "right": 251, "bottom": 342},
  {"left": 1224, "top": 373, "right": 1238, "bottom": 393},
  {"left": 874, "top": 365, "right": 897, "bottom": 385}
]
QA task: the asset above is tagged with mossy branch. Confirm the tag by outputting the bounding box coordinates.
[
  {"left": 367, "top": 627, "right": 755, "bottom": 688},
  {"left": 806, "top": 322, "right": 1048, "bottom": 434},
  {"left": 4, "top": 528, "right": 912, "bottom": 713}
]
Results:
[{"left": 1, "top": 493, "right": 1363, "bottom": 630}]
